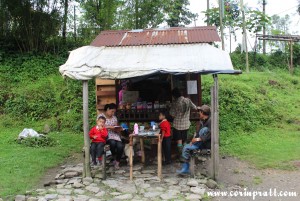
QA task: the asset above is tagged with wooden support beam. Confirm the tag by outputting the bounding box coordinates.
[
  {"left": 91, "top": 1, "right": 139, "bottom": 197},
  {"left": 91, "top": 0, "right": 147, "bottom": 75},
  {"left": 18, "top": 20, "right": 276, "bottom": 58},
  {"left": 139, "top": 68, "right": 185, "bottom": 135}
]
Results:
[
  {"left": 211, "top": 74, "right": 219, "bottom": 180},
  {"left": 83, "top": 80, "right": 91, "bottom": 178}
]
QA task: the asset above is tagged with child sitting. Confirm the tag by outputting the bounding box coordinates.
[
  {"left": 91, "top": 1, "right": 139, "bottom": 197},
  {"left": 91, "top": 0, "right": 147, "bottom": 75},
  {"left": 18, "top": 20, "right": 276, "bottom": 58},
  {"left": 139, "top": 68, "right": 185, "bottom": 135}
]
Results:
[
  {"left": 89, "top": 116, "right": 108, "bottom": 166},
  {"left": 159, "top": 111, "right": 172, "bottom": 165}
]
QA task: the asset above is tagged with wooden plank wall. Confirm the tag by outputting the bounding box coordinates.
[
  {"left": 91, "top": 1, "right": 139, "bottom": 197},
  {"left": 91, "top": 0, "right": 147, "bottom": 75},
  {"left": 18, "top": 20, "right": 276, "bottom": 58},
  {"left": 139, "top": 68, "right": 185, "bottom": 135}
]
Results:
[{"left": 96, "top": 78, "right": 117, "bottom": 115}]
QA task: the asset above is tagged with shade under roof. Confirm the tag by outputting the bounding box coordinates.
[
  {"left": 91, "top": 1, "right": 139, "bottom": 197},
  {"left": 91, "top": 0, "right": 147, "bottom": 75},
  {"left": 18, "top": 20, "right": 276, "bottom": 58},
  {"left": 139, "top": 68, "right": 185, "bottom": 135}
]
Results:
[{"left": 59, "top": 43, "right": 236, "bottom": 80}]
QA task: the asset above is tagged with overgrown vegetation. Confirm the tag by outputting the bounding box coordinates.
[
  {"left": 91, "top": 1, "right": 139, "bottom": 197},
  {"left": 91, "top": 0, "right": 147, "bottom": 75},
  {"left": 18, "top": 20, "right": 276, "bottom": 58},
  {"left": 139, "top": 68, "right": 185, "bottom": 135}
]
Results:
[{"left": 202, "top": 70, "right": 300, "bottom": 169}]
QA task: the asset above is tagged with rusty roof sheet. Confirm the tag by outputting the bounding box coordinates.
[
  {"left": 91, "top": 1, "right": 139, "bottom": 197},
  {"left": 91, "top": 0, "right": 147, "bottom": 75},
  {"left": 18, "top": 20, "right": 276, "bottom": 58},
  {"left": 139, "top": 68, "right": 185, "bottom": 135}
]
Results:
[{"left": 90, "top": 26, "right": 221, "bottom": 47}]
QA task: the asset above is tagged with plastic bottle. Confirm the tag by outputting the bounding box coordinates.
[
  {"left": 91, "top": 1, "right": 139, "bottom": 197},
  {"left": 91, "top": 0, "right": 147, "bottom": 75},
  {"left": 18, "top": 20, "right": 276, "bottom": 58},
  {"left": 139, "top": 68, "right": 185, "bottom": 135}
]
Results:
[{"left": 134, "top": 123, "right": 139, "bottom": 134}]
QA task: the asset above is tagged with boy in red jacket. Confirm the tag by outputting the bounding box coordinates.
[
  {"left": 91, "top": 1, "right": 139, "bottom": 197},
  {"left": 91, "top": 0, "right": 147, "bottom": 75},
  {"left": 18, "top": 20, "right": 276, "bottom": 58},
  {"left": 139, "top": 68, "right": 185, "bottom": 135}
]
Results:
[
  {"left": 89, "top": 116, "right": 108, "bottom": 166},
  {"left": 159, "top": 111, "right": 172, "bottom": 165}
]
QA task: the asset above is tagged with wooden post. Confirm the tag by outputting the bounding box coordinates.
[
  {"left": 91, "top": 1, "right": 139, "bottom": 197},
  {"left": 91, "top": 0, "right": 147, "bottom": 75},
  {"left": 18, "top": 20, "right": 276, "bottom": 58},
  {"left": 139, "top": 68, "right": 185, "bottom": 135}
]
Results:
[
  {"left": 129, "top": 136, "right": 133, "bottom": 181},
  {"left": 211, "top": 74, "right": 219, "bottom": 180},
  {"left": 157, "top": 134, "right": 162, "bottom": 180},
  {"left": 290, "top": 41, "right": 294, "bottom": 75},
  {"left": 83, "top": 80, "right": 91, "bottom": 178},
  {"left": 197, "top": 74, "right": 202, "bottom": 106},
  {"left": 140, "top": 138, "right": 145, "bottom": 163},
  {"left": 207, "top": 0, "right": 210, "bottom": 26}
]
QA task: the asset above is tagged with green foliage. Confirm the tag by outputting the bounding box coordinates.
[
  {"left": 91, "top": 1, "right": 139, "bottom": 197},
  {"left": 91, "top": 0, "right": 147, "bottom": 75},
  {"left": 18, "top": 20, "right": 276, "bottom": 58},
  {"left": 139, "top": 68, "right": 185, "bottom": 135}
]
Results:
[
  {"left": 230, "top": 50, "right": 291, "bottom": 71},
  {"left": 16, "top": 136, "right": 58, "bottom": 148},
  {"left": 204, "top": 1, "right": 271, "bottom": 34},
  {"left": 0, "top": 53, "right": 96, "bottom": 132}
]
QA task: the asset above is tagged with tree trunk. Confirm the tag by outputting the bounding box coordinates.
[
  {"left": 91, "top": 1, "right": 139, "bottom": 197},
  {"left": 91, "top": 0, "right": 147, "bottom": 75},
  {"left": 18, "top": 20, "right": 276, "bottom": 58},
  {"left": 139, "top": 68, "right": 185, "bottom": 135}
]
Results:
[{"left": 62, "top": 0, "right": 68, "bottom": 43}]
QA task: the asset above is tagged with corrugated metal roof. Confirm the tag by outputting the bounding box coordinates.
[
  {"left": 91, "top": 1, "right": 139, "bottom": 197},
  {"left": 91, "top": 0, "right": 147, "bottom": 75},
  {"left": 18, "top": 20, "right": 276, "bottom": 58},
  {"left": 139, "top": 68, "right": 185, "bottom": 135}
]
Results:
[{"left": 90, "top": 26, "right": 221, "bottom": 47}]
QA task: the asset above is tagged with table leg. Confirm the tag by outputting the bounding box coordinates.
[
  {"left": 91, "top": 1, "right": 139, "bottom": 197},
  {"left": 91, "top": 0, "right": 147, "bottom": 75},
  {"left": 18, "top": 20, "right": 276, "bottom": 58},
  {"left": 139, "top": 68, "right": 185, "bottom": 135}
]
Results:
[
  {"left": 140, "top": 138, "right": 145, "bottom": 164},
  {"left": 129, "top": 136, "right": 133, "bottom": 181},
  {"left": 157, "top": 135, "right": 162, "bottom": 180}
]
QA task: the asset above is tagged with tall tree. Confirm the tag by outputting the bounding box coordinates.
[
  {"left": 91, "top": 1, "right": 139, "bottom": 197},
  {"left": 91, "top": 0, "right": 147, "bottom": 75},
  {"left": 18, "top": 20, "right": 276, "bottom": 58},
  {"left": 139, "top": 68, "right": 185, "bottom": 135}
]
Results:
[
  {"left": 62, "top": 0, "right": 69, "bottom": 43},
  {"left": 164, "top": 0, "right": 197, "bottom": 27}
]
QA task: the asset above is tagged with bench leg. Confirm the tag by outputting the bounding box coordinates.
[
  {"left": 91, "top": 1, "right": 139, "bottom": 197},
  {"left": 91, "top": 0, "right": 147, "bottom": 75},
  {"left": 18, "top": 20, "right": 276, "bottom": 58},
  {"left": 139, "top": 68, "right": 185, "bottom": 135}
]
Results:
[
  {"left": 102, "top": 153, "right": 106, "bottom": 180},
  {"left": 190, "top": 157, "right": 195, "bottom": 177}
]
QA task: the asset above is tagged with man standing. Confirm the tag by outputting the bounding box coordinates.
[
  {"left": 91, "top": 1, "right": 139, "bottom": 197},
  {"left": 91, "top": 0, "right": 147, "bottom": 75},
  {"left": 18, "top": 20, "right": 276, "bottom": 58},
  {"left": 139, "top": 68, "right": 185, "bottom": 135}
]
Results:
[
  {"left": 177, "top": 105, "right": 211, "bottom": 174},
  {"left": 169, "top": 88, "right": 197, "bottom": 157}
]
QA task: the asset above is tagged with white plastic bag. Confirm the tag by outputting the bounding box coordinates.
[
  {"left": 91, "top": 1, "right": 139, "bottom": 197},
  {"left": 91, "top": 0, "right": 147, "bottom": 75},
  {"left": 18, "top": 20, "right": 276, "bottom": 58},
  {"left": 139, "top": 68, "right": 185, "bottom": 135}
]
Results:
[{"left": 18, "top": 128, "right": 44, "bottom": 139}]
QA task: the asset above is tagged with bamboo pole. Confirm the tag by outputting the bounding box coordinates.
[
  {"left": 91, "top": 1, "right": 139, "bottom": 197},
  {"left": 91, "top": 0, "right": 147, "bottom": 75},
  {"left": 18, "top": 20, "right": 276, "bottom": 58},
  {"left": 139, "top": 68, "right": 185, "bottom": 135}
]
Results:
[
  {"left": 211, "top": 75, "right": 219, "bottom": 180},
  {"left": 83, "top": 80, "right": 91, "bottom": 177},
  {"left": 157, "top": 134, "right": 162, "bottom": 180},
  {"left": 129, "top": 135, "right": 133, "bottom": 181}
]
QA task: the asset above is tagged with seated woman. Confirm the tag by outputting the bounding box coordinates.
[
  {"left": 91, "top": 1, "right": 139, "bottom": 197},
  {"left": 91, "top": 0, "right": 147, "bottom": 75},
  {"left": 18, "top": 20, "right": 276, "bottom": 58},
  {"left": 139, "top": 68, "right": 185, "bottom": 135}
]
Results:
[{"left": 97, "top": 103, "right": 124, "bottom": 169}]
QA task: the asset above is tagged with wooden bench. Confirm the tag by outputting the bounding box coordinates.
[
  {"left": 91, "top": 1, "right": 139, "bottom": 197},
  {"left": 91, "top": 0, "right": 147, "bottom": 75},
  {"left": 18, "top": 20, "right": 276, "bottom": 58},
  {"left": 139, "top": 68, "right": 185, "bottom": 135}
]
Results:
[{"left": 190, "top": 149, "right": 211, "bottom": 176}]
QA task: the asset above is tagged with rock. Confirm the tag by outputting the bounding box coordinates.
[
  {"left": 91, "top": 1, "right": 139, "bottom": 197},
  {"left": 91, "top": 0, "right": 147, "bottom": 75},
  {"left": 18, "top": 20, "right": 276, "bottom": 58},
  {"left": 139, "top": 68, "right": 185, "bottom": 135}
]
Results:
[
  {"left": 15, "top": 195, "right": 26, "bottom": 201},
  {"left": 65, "top": 171, "right": 79, "bottom": 178},
  {"left": 141, "top": 170, "right": 156, "bottom": 174},
  {"left": 180, "top": 186, "right": 190, "bottom": 193},
  {"left": 134, "top": 173, "right": 152, "bottom": 178},
  {"left": 143, "top": 192, "right": 163, "bottom": 198},
  {"left": 74, "top": 189, "right": 85, "bottom": 195},
  {"left": 62, "top": 166, "right": 82, "bottom": 175},
  {"left": 154, "top": 187, "right": 165, "bottom": 192},
  {"left": 134, "top": 178, "right": 145, "bottom": 186},
  {"left": 115, "top": 170, "right": 126, "bottom": 174},
  {"left": 82, "top": 177, "right": 93, "bottom": 185},
  {"left": 37, "top": 198, "right": 47, "bottom": 201},
  {"left": 94, "top": 173, "right": 103, "bottom": 179},
  {"left": 64, "top": 184, "right": 72, "bottom": 189},
  {"left": 95, "top": 191, "right": 105, "bottom": 197},
  {"left": 206, "top": 179, "right": 218, "bottom": 189},
  {"left": 187, "top": 179, "right": 199, "bottom": 187},
  {"left": 197, "top": 179, "right": 207, "bottom": 184},
  {"left": 56, "top": 198, "right": 72, "bottom": 201},
  {"left": 56, "top": 189, "right": 72, "bottom": 195},
  {"left": 102, "top": 179, "right": 120, "bottom": 188},
  {"left": 140, "top": 183, "right": 151, "bottom": 189},
  {"left": 73, "top": 195, "right": 90, "bottom": 201},
  {"left": 85, "top": 186, "right": 100, "bottom": 193},
  {"left": 27, "top": 197, "right": 39, "bottom": 201},
  {"left": 116, "top": 183, "right": 137, "bottom": 194},
  {"left": 44, "top": 194, "right": 58, "bottom": 200},
  {"left": 89, "top": 199, "right": 103, "bottom": 201},
  {"left": 160, "top": 193, "right": 177, "bottom": 200},
  {"left": 132, "top": 165, "right": 143, "bottom": 171},
  {"left": 190, "top": 187, "right": 206, "bottom": 195},
  {"left": 168, "top": 185, "right": 181, "bottom": 191},
  {"left": 114, "top": 194, "right": 133, "bottom": 200},
  {"left": 43, "top": 124, "right": 51, "bottom": 134},
  {"left": 164, "top": 178, "right": 179, "bottom": 185},
  {"left": 73, "top": 182, "right": 84, "bottom": 188},
  {"left": 110, "top": 192, "right": 122, "bottom": 196},
  {"left": 186, "top": 193, "right": 202, "bottom": 200},
  {"left": 55, "top": 174, "right": 64, "bottom": 180},
  {"left": 56, "top": 184, "right": 65, "bottom": 189}
]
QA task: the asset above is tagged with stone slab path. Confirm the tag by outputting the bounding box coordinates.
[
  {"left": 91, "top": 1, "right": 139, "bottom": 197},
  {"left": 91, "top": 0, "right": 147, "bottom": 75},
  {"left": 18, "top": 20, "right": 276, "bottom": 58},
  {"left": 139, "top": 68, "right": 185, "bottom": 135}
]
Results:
[{"left": 11, "top": 160, "right": 217, "bottom": 201}]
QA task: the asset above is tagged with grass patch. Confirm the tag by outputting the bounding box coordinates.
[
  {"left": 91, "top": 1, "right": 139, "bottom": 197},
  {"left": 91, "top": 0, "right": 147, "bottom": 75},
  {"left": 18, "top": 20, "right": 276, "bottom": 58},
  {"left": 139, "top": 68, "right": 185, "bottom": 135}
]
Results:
[
  {"left": 0, "top": 118, "right": 83, "bottom": 198},
  {"left": 208, "top": 70, "right": 300, "bottom": 170}
]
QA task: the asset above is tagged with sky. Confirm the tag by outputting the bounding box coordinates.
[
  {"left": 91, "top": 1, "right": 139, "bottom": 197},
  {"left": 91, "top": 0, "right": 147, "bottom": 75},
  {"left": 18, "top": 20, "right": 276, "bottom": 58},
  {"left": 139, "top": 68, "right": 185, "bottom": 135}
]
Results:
[{"left": 188, "top": 0, "right": 300, "bottom": 52}]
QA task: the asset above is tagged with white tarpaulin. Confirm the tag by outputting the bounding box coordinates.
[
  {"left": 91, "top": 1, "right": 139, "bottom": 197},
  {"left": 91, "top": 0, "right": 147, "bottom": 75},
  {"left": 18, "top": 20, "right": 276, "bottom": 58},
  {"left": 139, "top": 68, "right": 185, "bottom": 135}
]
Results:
[{"left": 59, "top": 43, "right": 234, "bottom": 80}]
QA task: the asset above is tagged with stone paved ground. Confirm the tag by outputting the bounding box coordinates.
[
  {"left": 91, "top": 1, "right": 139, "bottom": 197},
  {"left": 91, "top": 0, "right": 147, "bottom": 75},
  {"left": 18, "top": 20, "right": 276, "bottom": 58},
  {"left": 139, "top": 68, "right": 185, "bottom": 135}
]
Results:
[{"left": 11, "top": 158, "right": 218, "bottom": 201}]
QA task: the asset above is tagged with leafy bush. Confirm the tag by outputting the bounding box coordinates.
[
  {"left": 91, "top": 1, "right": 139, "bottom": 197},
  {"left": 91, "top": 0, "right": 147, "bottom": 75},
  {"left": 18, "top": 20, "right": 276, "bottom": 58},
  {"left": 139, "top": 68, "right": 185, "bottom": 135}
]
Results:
[
  {"left": 202, "top": 74, "right": 278, "bottom": 133},
  {"left": 16, "top": 136, "right": 58, "bottom": 147},
  {"left": 0, "top": 53, "right": 96, "bottom": 132}
]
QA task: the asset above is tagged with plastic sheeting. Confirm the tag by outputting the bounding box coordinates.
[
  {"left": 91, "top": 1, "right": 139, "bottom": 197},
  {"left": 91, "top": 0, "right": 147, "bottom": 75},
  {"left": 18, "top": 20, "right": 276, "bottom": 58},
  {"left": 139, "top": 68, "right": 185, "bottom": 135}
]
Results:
[{"left": 59, "top": 43, "right": 234, "bottom": 80}]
